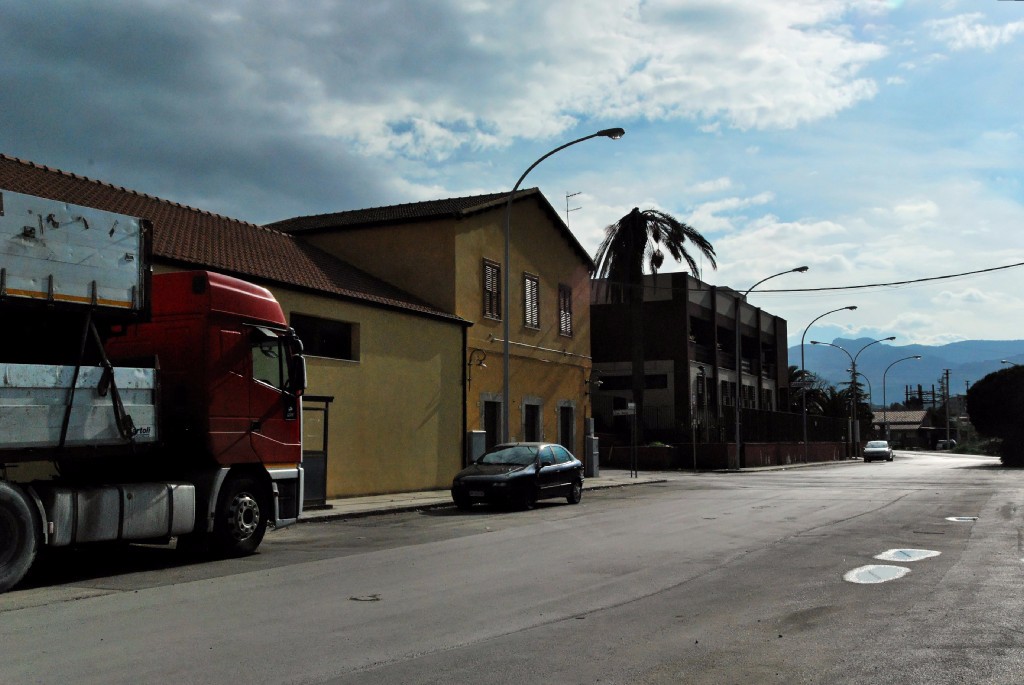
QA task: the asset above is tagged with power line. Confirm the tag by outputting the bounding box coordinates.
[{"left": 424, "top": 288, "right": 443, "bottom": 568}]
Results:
[
  {"left": 759, "top": 261, "right": 1024, "bottom": 294},
  {"left": 597, "top": 261, "right": 1024, "bottom": 295}
]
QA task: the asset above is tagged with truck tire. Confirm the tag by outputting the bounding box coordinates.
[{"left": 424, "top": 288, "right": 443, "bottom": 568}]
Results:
[
  {"left": 212, "top": 475, "right": 268, "bottom": 557},
  {"left": 0, "top": 482, "right": 39, "bottom": 593}
]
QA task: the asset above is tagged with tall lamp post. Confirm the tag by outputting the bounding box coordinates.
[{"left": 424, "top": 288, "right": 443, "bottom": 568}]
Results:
[
  {"left": 733, "top": 266, "right": 809, "bottom": 469},
  {"left": 800, "top": 305, "right": 857, "bottom": 462},
  {"left": 1001, "top": 359, "right": 1020, "bottom": 367},
  {"left": 883, "top": 355, "right": 921, "bottom": 443},
  {"left": 811, "top": 336, "right": 895, "bottom": 457},
  {"left": 501, "top": 127, "right": 625, "bottom": 442}
]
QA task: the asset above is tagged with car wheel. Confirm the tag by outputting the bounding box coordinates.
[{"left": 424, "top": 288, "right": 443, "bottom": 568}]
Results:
[
  {"left": 887, "top": 454, "right": 894, "bottom": 462},
  {"left": 864, "top": 458, "right": 871, "bottom": 463},
  {"left": 566, "top": 480, "right": 582, "bottom": 505}
]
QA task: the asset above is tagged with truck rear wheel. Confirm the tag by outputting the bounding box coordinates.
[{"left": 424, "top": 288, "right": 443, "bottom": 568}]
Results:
[
  {"left": 0, "top": 482, "right": 39, "bottom": 593},
  {"left": 212, "top": 475, "right": 268, "bottom": 557}
]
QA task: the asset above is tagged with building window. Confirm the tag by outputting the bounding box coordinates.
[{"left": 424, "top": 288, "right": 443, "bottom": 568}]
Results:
[
  {"left": 721, "top": 380, "right": 736, "bottom": 406},
  {"left": 558, "top": 284, "right": 573, "bottom": 337},
  {"left": 290, "top": 313, "right": 359, "bottom": 361},
  {"left": 524, "top": 274, "right": 539, "bottom": 329},
  {"left": 483, "top": 259, "right": 501, "bottom": 320}
]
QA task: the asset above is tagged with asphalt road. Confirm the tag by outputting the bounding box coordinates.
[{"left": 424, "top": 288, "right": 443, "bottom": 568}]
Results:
[{"left": 2, "top": 451, "right": 1022, "bottom": 684}]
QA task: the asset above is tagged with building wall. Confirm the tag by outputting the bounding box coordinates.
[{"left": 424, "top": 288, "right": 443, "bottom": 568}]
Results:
[
  {"left": 591, "top": 272, "right": 790, "bottom": 441},
  {"left": 275, "top": 289, "right": 465, "bottom": 497},
  {"left": 293, "top": 197, "right": 592, "bottom": 458},
  {"left": 155, "top": 264, "right": 465, "bottom": 497},
  {"left": 455, "top": 202, "right": 592, "bottom": 454},
  {"left": 303, "top": 223, "right": 458, "bottom": 313}
]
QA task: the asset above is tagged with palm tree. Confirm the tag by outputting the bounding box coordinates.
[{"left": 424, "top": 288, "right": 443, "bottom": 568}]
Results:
[
  {"left": 593, "top": 207, "right": 717, "bottom": 442},
  {"left": 787, "top": 365, "right": 830, "bottom": 414},
  {"left": 817, "top": 385, "right": 851, "bottom": 419}
]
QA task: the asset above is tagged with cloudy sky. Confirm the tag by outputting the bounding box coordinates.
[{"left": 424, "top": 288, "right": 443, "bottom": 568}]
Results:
[{"left": 3, "top": 0, "right": 1023, "bottom": 348}]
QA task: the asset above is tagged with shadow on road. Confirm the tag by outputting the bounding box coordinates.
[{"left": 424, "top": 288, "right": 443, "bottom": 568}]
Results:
[{"left": 17, "top": 543, "right": 211, "bottom": 590}]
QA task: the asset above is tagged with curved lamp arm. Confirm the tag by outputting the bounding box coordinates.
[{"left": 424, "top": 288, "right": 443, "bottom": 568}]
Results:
[{"left": 501, "top": 128, "right": 625, "bottom": 442}]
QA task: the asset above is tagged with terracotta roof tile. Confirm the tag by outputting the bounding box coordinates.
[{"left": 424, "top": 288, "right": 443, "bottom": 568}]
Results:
[
  {"left": 0, "top": 154, "right": 464, "bottom": 324},
  {"left": 881, "top": 410, "right": 928, "bottom": 426}
]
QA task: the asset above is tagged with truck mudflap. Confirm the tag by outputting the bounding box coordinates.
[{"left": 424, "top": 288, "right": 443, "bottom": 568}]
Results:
[
  {"left": 32, "top": 482, "right": 196, "bottom": 546},
  {"left": 268, "top": 465, "right": 303, "bottom": 527}
]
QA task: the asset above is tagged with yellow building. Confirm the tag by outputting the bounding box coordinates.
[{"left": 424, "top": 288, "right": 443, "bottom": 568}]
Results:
[
  {"left": 1, "top": 153, "right": 468, "bottom": 500},
  {"left": 270, "top": 189, "right": 595, "bottom": 461}
]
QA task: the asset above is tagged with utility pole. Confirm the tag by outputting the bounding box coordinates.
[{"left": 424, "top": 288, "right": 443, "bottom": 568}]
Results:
[{"left": 943, "top": 369, "right": 951, "bottom": 443}]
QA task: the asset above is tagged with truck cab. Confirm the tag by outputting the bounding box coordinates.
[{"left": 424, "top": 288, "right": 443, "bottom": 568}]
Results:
[{"left": 105, "top": 270, "right": 307, "bottom": 530}]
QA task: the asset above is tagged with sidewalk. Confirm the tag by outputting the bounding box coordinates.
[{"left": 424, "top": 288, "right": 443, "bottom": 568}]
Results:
[{"left": 297, "top": 459, "right": 858, "bottom": 523}]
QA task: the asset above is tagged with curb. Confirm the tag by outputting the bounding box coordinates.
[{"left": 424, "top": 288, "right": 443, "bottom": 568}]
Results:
[{"left": 294, "top": 476, "right": 672, "bottom": 524}]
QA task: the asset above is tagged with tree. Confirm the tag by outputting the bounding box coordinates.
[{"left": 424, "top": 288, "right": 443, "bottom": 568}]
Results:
[
  {"left": 967, "top": 366, "right": 1024, "bottom": 466},
  {"left": 593, "top": 207, "right": 717, "bottom": 442},
  {"left": 817, "top": 385, "right": 851, "bottom": 420},
  {"left": 787, "top": 365, "right": 829, "bottom": 414}
]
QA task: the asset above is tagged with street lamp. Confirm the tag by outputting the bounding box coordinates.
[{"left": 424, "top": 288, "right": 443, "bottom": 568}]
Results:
[
  {"left": 811, "top": 336, "right": 895, "bottom": 457},
  {"left": 1001, "top": 359, "right": 1020, "bottom": 367},
  {"left": 800, "top": 306, "right": 857, "bottom": 462},
  {"left": 733, "top": 266, "right": 808, "bottom": 469},
  {"left": 501, "top": 127, "right": 625, "bottom": 442},
  {"left": 883, "top": 355, "right": 922, "bottom": 443}
]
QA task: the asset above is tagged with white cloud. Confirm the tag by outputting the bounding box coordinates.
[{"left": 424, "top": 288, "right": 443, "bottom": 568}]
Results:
[
  {"left": 685, "top": 192, "right": 775, "bottom": 234},
  {"left": 932, "top": 288, "right": 994, "bottom": 306},
  {"left": 928, "top": 13, "right": 1024, "bottom": 52},
  {"left": 297, "top": 0, "right": 892, "bottom": 157},
  {"left": 687, "top": 177, "right": 733, "bottom": 194}
]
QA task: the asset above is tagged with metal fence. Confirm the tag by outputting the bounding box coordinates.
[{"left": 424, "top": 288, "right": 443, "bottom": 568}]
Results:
[{"left": 691, "top": 407, "right": 850, "bottom": 444}]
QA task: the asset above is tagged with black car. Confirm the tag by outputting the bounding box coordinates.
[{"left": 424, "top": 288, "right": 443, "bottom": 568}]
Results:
[{"left": 451, "top": 442, "right": 584, "bottom": 510}]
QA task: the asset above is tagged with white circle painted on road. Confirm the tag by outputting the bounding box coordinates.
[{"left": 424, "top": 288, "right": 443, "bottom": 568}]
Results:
[
  {"left": 844, "top": 565, "right": 911, "bottom": 584},
  {"left": 874, "top": 548, "right": 941, "bottom": 562},
  {"left": 945, "top": 516, "right": 979, "bottom": 522}
]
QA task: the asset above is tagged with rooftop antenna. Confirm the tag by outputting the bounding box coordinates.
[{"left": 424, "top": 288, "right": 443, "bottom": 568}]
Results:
[{"left": 565, "top": 192, "right": 581, "bottom": 229}]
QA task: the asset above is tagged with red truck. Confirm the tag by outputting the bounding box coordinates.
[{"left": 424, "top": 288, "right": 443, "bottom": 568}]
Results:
[{"left": 0, "top": 189, "right": 305, "bottom": 592}]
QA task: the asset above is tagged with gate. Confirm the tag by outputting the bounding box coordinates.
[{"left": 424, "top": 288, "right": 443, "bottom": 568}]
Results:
[{"left": 301, "top": 395, "right": 333, "bottom": 508}]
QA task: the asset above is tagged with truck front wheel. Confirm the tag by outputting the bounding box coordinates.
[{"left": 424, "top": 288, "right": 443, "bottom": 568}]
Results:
[
  {"left": 0, "top": 482, "right": 39, "bottom": 593},
  {"left": 212, "top": 475, "right": 269, "bottom": 557}
]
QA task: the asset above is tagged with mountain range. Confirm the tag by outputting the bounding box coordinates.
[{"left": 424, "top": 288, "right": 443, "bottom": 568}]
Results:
[{"left": 787, "top": 338, "right": 1024, "bottom": 407}]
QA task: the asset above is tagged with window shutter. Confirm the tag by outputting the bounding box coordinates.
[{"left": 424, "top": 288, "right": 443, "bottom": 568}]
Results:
[
  {"left": 483, "top": 260, "right": 501, "bottom": 319},
  {"left": 524, "top": 274, "right": 539, "bottom": 329},
  {"left": 558, "top": 284, "right": 573, "bottom": 337}
]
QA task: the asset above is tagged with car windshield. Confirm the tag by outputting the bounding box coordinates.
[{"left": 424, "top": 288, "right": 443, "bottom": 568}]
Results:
[
  {"left": 865, "top": 441, "right": 889, "bottom": 448},
  {"left": 477, "top": 445, "right": 539, "bottom": 465}
]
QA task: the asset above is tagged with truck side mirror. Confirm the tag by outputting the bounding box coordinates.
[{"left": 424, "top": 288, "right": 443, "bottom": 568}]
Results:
[{"left": 289, "top": 356, "right": 307, "bottom": 396}]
